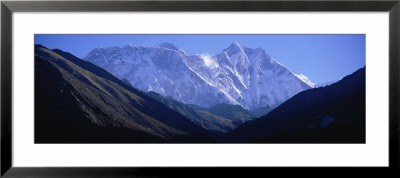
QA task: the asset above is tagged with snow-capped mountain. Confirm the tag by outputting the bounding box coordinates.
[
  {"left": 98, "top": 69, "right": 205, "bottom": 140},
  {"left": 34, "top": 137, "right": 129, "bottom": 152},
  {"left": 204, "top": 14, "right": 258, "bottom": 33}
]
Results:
[
  {"left": 84, "top": 42, "right": 313, "bottom": 109},
  {"left": 294, "top": 73, "right": 315, "bottom": 88}
]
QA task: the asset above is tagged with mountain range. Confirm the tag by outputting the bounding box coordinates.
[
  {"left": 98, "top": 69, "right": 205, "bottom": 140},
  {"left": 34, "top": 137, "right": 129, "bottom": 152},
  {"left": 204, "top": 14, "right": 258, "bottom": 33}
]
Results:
[
  {"left": 35, "top": 45, "right": 216, "bottom": 143},
  {"left": 84, "top": 42, "right": 313, "bottom": 110},
  {"left": 35, "top": 43, "right": 365, "bottom": 143},
  {"left": 228, "top": 67, "right": 365, "bottom": 143}
]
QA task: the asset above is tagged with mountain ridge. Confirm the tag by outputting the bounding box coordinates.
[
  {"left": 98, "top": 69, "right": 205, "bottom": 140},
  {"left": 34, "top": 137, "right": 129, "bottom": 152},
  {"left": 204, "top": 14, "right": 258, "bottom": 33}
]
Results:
[
  {"left": 34, "top": 43, "right": 365, "bottom": 143},
  {"left": 35, "top": 44, "right": 216, "bottom": 143},
  {"left": 84, "top": 42, "right": 313, "bottom": 110},
  {"left": 228, "top": 66, "right": 366, "bottom": 143}
]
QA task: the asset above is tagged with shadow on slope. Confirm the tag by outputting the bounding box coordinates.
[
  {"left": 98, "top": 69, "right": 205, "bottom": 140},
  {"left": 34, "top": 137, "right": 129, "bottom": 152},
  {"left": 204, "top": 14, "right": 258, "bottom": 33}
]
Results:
[
  {"left": 228, "top": 67, "right": 366, "bottom": 143},
  {"left": 35, "top": 45, "right": 216, "bottom": 143}
]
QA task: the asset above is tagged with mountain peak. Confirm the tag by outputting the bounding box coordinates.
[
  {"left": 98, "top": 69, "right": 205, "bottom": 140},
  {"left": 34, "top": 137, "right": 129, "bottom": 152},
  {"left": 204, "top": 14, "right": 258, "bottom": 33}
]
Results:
[
  {"left": 224, "top": 42, "right": 244, "bottom": 56},
  {"left": 84, "top": 42, "right": 313, "bottom": 110},
  {"left": 227, "top": 42, "right": 242, "bottom": 50},
  {"left": 94, "top": 45, "right": 120, "bottom": 51},
  {"left": 159, "top": 42, "right": 179, "bottom": 51},
  {"left": 294, "top": 73, "right": 315, "bottom": 88}
]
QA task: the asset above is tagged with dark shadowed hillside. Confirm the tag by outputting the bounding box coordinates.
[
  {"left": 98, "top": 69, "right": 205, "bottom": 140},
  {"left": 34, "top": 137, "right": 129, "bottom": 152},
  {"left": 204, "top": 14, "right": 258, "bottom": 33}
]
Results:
[
  {"left": 247, "top": 105, "right": 274, "bottom": 118},
  {"left": 228, "top": 67, "right": 366, "bottom": 143},
  {"left": 190, "top": 103, "right": 254, "bottom": 126},
  {"left": 147, "top": 91, "right": 241, "bottom": 136},
  {"left": 35, "top": 45, "right": 216, "bottom": 143}
]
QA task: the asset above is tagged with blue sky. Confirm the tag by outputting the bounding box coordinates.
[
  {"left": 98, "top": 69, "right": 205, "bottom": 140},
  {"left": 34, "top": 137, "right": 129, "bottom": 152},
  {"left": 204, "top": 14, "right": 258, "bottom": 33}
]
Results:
[{"left": 35, "top": 34, "right": 365, "bottom": 84}]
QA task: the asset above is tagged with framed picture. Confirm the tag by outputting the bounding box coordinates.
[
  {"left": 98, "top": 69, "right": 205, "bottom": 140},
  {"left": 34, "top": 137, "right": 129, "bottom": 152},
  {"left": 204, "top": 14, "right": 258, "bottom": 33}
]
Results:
[{"left": 1, "top": 0, "right": 399, "bottom": 176}]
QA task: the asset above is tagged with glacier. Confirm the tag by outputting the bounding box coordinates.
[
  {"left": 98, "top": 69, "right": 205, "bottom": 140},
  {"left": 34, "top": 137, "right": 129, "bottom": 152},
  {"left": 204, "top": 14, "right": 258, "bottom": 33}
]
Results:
[{"left": 83, "top": 42, "right": 313, "bottom": 110}]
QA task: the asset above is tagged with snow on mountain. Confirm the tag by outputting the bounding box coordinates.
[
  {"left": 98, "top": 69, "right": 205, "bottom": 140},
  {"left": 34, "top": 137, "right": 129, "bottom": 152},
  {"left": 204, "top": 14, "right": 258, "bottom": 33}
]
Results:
[
  {"left": 294, "top": 73, "right": 315, "bottom": 88},
  {"left": 84, "top": 42, "right": 313, "bottom": 109}
]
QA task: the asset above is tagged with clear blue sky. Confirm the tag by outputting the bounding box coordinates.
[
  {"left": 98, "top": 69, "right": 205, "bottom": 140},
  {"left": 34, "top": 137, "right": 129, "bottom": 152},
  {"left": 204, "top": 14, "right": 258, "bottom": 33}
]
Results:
[{"left": 35, "top": 34, "right": 365, "bottom": 84}]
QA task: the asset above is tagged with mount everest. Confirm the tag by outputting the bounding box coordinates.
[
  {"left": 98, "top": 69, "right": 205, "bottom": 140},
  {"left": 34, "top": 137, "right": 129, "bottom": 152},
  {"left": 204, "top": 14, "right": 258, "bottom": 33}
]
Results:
[{"left": 84, "top": 42, "right": 313, "bottom": 110}]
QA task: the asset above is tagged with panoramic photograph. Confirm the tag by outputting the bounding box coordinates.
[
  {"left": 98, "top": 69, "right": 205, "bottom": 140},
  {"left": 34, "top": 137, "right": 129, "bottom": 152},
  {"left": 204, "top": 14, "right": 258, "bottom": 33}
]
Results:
[{"left": 34, "top": 34, "right": 366, "bottom": 143}]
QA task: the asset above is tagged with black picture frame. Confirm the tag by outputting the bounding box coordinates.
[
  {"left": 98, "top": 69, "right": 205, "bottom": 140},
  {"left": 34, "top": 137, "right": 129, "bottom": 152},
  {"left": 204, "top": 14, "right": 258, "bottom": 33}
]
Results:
[{"left": 1, "top": 0, "right": 399, "bottom": 177}]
